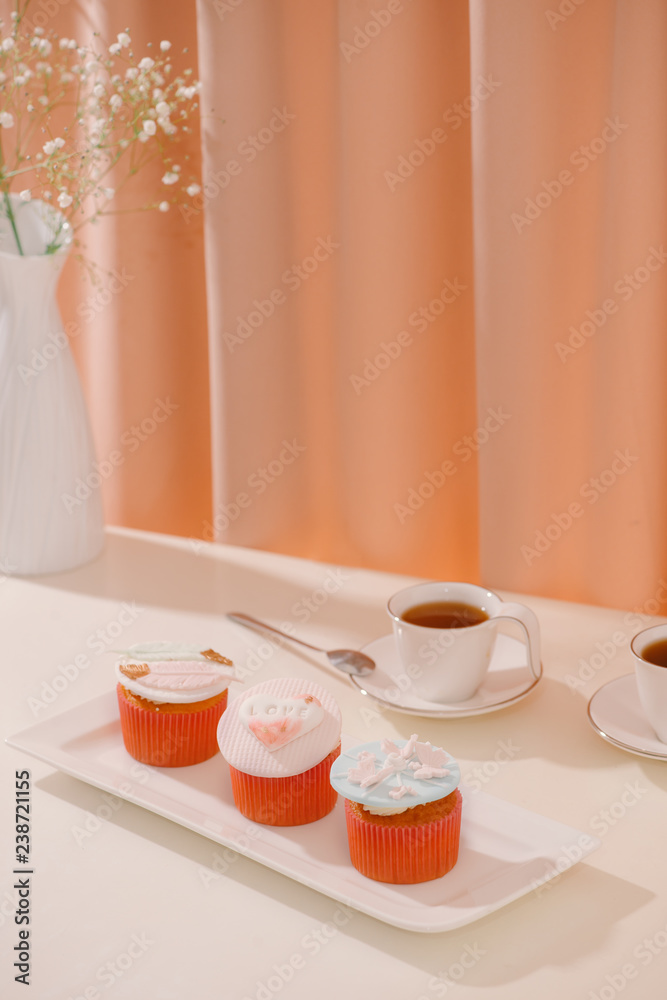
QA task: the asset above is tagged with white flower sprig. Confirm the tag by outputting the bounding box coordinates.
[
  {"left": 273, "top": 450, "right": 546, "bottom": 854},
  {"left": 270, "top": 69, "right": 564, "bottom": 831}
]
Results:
[{"left": 0, "top": 3, "right": 202, "bottom": 257}]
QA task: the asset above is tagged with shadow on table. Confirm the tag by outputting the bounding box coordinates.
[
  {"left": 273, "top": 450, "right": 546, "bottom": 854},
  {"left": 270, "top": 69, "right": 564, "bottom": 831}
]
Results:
[
  {"left": 362, "top": 674, "right": 659, "bottom": 776},
  {"left": 38, "top": 769, "right": 653, "bottom": 988},
  {"left": 23, "top": 529, "right": 392, "bottom": 646}
]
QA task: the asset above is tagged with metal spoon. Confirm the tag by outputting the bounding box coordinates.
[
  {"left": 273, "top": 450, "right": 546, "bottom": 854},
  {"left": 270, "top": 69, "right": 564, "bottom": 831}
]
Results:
[{"left": 226, "top": 612, "right": 376, "bottom": 676}]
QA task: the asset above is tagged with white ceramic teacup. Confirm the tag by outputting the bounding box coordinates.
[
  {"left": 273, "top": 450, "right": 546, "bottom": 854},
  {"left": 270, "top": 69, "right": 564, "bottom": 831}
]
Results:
[
  {"left": 630, "top": 624, "right": 667, "bottom": 743},
  {"left": 387, "top": 582, "right": 541, "bottom": 703}
]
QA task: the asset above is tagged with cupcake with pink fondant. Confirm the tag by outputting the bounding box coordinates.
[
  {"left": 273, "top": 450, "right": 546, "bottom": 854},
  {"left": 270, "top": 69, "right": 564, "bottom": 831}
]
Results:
[
  {"left": 217, "top": 677, "right": 342, "bottom": 826},
  {"left": 115, "top": 642, "right": 235, "bottom": 767}
]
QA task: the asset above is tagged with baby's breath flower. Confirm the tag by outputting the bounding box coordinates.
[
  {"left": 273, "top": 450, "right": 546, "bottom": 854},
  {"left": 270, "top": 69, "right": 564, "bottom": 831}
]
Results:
[
  {"left": 43, "top": 136, "right": 65, "bottom": 155},
  {"left": 0, "top": 18, "right": 201, "bottom": 259}
]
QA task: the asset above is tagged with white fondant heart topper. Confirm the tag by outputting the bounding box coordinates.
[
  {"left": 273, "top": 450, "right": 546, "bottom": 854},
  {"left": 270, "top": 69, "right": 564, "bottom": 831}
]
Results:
[{"left": 239, "top": 693, "right": 324, "bottom": 751}]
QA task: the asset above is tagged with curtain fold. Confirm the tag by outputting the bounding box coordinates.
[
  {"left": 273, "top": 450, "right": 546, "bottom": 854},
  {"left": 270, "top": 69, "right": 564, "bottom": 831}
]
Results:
[{"left": 197, "top": 0, "right": 480, "bottom": 580}]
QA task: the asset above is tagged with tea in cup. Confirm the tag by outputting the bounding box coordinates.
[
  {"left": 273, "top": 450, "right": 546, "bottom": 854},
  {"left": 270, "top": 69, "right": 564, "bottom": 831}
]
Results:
[{"left": 387, "top": 582, "right": 541, "bottom": 703}]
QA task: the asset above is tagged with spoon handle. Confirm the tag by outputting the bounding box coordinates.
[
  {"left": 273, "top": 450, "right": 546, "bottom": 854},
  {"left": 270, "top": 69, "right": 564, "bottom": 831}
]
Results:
[{"left": 227, "top": 612, "right": 326, "bottom": 654}]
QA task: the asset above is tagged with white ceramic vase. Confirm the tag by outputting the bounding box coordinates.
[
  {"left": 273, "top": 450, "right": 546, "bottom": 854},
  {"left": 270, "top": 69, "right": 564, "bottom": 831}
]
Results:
[{"left": 0, "top": 195, "right": 104, "bottom": 575}]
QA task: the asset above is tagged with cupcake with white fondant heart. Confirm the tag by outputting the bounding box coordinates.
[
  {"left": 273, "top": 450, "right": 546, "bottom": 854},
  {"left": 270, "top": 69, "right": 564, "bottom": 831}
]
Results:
[
  {"left": 217, "top": 678, "right": 342, "bottom": 826},
  {"left": 115, "top": 642, "right": 235, "bottom": 767}
]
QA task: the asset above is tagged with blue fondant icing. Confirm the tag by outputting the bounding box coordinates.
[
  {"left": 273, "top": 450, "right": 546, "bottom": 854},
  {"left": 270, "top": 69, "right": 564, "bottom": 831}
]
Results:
[{"left": 329, "top": 736, "right": 460, "bottom": 808}]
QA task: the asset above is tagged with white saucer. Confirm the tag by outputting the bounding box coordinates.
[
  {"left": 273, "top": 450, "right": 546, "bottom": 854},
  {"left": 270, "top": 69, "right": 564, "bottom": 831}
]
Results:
[
  {"left": 349, "top": 633, "right": 542, "bottom": 718},
  {"left": 587, "top": 674, "right": 667, "bottom": 761}
]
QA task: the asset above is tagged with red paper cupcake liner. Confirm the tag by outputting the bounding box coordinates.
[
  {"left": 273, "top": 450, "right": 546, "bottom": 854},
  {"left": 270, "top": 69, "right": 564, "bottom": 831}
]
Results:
[
  {"left": 344, "top": 790, "right": 462, "bottom": 884},
  {"left": 117, "top": 684, "right": 228, "bottom": 767},
  {"left": 229, "top": 744, "right": 341, "bottom": 826}
]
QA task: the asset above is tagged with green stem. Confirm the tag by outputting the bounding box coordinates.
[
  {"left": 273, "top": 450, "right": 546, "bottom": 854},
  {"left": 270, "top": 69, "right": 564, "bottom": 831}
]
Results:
[{"left": 3, "top": 191, "right": 24, "bottom": 255}]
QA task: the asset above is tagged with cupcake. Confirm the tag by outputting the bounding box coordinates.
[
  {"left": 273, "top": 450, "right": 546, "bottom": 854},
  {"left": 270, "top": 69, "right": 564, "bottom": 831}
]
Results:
[
  {"left": 217, "top": 677, "right": 342, "bottom": 826},
  {"left": 116, "top": 642, "right": 235, "bottom": 767},
  {"left": 330, "top": 734, "right": 462, "bottom": 884}
]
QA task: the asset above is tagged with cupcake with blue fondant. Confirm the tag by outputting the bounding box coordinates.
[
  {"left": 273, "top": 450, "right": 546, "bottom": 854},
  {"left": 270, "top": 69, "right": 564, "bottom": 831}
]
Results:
[{"left": 330, "top": 734, "right": 462, "bottom": 883}]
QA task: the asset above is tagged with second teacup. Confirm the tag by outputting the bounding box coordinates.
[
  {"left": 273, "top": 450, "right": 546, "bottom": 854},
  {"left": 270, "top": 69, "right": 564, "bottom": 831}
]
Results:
[
  {"left": 630, "top": 623, "right": 667, "bottom": 744},
  {"left": 387, "top": 582, "right": 541, "bottom": 703}
]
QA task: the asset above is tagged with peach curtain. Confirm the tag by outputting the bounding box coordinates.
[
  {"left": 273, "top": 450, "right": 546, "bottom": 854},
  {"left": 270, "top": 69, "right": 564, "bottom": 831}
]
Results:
[
  {"left": 195, "top": 0, "right": 667, "bottom": 611},
  {"left": 13, "top": 0, "right": 667, "bottom": 611}
]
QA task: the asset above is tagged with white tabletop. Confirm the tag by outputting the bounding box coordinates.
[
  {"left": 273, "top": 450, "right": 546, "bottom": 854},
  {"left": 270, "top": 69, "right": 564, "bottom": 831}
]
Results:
[{"left": 2, "top": 527, "right": 666, "bottom": 999}]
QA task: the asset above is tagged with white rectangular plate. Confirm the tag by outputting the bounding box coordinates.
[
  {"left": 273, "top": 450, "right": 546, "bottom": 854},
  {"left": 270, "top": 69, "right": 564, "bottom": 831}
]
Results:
[{"left": 7, "top": 693, "right": 599, "bottom": 933}]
